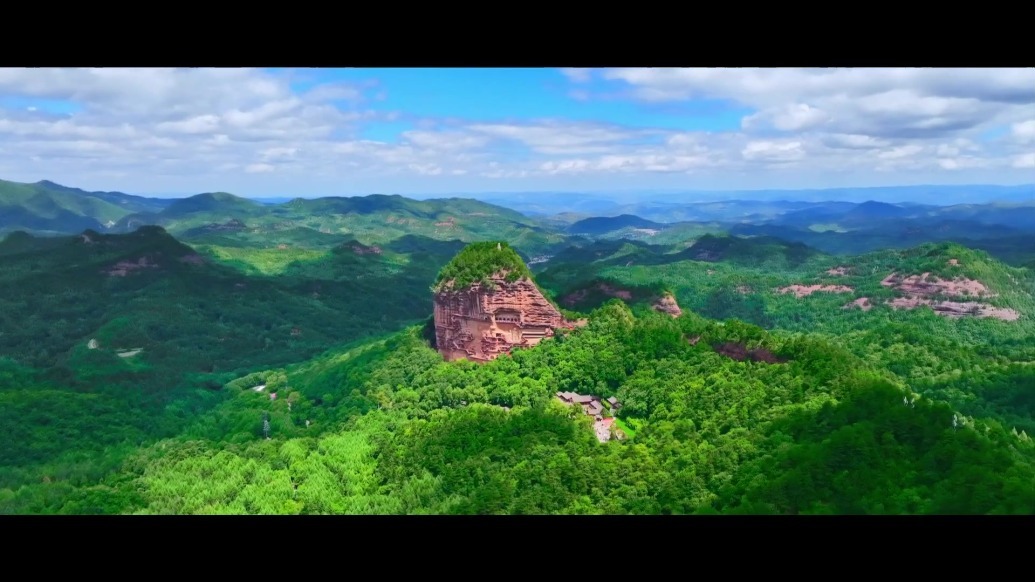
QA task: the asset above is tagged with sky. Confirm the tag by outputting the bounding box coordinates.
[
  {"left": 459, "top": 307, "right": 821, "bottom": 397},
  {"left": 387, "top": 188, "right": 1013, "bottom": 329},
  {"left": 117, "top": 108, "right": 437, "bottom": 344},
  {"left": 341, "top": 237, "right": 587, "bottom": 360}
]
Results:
[{"left": 0, "top": 67, "right": 1032, "bottom": 198}]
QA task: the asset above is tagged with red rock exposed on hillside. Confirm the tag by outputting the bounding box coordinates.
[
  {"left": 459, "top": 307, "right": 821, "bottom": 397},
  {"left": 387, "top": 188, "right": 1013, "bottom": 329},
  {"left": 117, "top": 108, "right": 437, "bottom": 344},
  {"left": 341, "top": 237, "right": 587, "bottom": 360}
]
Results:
[
  {"left": 878, "top": 271, "right": 1018, "bottom": 321},
  {"left": 826, "top": 266, "right": 849, "bottom": 276},
  {"left": 653, "top": 293, "right": 682, "bottom": 318},
  {"left": 777, "top": 284, "right": 854, "bottom": 298},
  {"left": 844, "top": 297, "right": 873, "bottom": 311},
  {"left": 887, "top": 296, "right": 1019, "bottom": 321},
  {"left": 434, "top": 273, "right": 576, "bottom": 362},
  {"left": 881, "top": 272, "right": 993, "bottom": 298}
]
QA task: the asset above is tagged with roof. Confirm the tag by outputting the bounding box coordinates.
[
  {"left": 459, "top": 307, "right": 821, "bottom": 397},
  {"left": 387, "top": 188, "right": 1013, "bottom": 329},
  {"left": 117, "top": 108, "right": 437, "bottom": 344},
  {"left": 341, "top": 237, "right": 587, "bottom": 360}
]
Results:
[
  {"left": 607, "top": 396, "right": 619, "bottom": 405},
  {"left": 573, "top": 394, "right": 596, "bottom": 404}
]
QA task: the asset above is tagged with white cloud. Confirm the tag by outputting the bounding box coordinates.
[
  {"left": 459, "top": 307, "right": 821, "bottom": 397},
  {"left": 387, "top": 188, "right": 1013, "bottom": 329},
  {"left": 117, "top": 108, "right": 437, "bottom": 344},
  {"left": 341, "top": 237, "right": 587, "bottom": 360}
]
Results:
[
  {"left": 402, "top": 130, "right": 488, "bottom": 151},
  {"left": 822, "top": 133, "right": 891, "bottom": 150},
  {"left": 408, "top": 163, "right": 442, "bottom": 176},
  {"left": 599, "top": 68, "right": 1035, "bottom": 106},
  {"left": 0, "top": 67, "right": 1029, "bottom": 194},
  {"left": 466, "top": 122, "right": 647, "bottom": 155},
  {"left": 590, "top": 68, "right": 1034, "bottom": 141},
  {"left": 560, "top": 68, "right": 592, "bottom": 83},
  {"left": 157, "top": 115, "right": 221, "bottom": 134},
  {"left": 743, "top": 103, "right": 829, "bottom": 132},
  {"left": 1012, "top": 152, "right": 1035, "bottom": 168},
  {"left": 261, "top": 146, "right": 299, "bottom": 161},
  {"left": 741, "top": 140, "right": 806, "bottom": 163},
  {"left": 1012, "top": 120, "right": 1035, "bottom": 143},
  {"left": 878, "top": 145, "right": 924, "bottom": 160}
]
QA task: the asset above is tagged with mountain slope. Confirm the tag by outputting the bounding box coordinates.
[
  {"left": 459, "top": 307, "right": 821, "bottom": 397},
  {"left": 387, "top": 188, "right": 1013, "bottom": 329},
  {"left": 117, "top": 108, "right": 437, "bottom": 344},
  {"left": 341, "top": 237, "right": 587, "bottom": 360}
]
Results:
[
  {"left": 74, "top": 304, "right": 1035, "bottom": 515},
  {"left": 0, "top": 178, "right": 171, "bottom": 235}
]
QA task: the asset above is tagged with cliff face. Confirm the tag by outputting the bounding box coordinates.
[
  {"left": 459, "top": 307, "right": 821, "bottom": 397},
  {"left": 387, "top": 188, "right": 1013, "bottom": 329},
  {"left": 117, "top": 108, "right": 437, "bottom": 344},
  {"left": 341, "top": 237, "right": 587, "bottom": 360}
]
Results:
[{"left": 434, "top": 273, "right": 571, "bottom": 362}]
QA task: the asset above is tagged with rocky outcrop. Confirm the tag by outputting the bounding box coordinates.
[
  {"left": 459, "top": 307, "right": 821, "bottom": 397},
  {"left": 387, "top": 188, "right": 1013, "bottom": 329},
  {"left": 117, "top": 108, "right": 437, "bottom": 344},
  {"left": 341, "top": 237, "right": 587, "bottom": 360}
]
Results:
[
  {"left": 652, "top": 292, "right": 682, "bottom": 318},
  {"left": 777, "top": 284, "right": 854, "bottom": 298},
  {"left": 888, "top": 296, "right": 1019, "bottom": 321},
  {"left": 434, "top": 273, "right": 574, "bottom": 362},
  {"left": 879, "top": 271, "right": 1016, "bottom": 320},
  {"left": 880, "top": 272, "right": 994, "bottom": 298},
  {"left": 826, "top": 266, "right": 849, "bottom": 276},
  {"left": 844, "top": 297, "right": 873, "bottom": 311}
]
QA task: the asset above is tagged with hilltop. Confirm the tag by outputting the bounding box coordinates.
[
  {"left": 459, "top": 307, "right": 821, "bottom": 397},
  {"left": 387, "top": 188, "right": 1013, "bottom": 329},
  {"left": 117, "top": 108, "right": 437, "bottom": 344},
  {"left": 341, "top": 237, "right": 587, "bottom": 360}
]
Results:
[
  {"left": 0, "top": 178, "right": 171, "bottom": 235},
  {"left": 433, "top": 241, "right": 534, "bottom": 291}
]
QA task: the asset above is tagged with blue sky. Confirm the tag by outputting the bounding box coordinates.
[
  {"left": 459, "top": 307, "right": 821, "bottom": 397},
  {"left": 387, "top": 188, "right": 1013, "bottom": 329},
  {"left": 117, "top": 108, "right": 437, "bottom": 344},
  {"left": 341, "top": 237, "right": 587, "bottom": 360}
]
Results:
[
  {"left": 0, "top": 67, "right": 1031, "bottom": 198},
  {"left": 279, "top": 68, "right": 751, "bottom": 137}
]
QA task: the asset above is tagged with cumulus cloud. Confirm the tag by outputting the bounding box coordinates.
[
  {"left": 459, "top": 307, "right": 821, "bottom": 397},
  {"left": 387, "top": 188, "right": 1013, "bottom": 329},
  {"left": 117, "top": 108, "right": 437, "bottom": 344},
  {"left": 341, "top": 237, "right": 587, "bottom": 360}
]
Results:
[
  {"left": 589, "top": 68, "right": 1035, "bottom": 142},
  {"left": 0, "top": 67, "right": 1030, "bottom": 194}
]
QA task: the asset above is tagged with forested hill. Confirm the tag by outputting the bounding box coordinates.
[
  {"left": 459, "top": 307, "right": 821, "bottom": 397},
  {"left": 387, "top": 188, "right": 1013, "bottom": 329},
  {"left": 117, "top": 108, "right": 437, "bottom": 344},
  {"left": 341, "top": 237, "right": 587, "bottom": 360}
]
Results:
[
  {"left": 24, "top": 302, "right": 1031, "bottom": 515},
  {"left": 0, "top": 178, "right": 171, "bottom": 235},
  {"left": 0, "top": 178, "right": 569, "bottom": 256},
  {"left": 2, "top": 194, "right": 1034, "bottom": 514},
  {"left": 0, "top": 226, "right": 450, "bottom": 402}
]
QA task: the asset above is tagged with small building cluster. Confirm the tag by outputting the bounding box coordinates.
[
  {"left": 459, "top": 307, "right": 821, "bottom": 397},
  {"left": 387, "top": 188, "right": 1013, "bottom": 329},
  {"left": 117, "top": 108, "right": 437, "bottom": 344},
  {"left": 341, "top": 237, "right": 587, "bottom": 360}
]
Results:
[{"left": 555, "top": 392, "right": 625, "bottom": 443}]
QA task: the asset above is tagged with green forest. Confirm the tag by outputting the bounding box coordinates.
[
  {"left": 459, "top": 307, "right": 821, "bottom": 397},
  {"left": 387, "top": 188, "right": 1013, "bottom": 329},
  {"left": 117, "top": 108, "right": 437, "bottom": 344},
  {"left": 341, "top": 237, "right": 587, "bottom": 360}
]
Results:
[{"left": 2, "top": 188, "right": 1035, "bottom": 514}]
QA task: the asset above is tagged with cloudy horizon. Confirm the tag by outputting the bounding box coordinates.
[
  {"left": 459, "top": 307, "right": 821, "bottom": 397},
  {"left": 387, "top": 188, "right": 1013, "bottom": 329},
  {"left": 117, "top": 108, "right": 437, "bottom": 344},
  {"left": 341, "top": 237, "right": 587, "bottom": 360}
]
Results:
[{"left": 1, "top": 67, "right": 1033, "bottom": 199}]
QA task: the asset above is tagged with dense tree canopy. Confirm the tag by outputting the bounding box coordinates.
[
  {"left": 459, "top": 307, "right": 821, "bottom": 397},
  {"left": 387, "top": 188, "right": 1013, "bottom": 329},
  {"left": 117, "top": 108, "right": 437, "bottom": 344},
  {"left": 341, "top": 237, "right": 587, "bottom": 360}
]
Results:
[{"left": 2, "top": 221, "right": 1034, "bottom": 515}]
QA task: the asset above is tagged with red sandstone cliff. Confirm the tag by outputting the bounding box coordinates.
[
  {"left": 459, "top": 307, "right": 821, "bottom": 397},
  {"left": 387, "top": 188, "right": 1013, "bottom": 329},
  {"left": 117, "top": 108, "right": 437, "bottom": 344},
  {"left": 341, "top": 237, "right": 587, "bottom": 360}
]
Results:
[{"left": 434, "top": 273, "right": 573, "bottom": 362}]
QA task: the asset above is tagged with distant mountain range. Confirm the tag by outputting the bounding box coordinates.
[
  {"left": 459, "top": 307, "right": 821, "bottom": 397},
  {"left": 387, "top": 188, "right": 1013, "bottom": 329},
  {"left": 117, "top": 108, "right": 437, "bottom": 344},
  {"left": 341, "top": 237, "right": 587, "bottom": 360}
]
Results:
[
  {"left": 3, "top": 177, "right": 1034, "bottom": 265},
  {"left": 482, "top": 184, "right": 1035, "bottom": 216}
]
